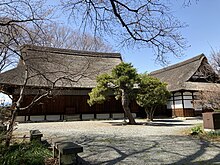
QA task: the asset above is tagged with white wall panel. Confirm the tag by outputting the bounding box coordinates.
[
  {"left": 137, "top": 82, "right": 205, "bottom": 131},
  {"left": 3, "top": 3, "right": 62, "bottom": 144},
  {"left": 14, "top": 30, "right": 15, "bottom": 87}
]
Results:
[
  {"left": 167, "top": 101, "right": 173, "bottom": 109},
  {"left": 183, "top": 92, "right": 193, "bottom": 95},
  {"left": 30, "top": 116, "right": 45, "bottom": 121},
  {"left": 64, "top": 114, "right": 81, "bottom": 120},
  {"left": 184, "top": 100, "right": 193, "bottom": 108},
  {"left": 82, "top": 114, "right": 94, "bottom": 120},
  {"left": 112, "top": 113, "right": 124, "bottom": 119},
  {"left": 174, "top": 96, "right": 182, "bottom": 100},
  {"left": 174, "top": 92, "right": 181, "bottom": 96},
  {"left": 46, "top": 115, "right": 60, "bottom": 121},
  {"left": 96, "top": 114, "right": 110, "bottom": 119},
  {"left": 175, "top": 100, "right": 183, "bottom": 108},
  {"left": 183, "top": 95, "right": 193, "bottom": 99},
  {"left": 15, "top": 116, "right": 25, "bottom": 122}
]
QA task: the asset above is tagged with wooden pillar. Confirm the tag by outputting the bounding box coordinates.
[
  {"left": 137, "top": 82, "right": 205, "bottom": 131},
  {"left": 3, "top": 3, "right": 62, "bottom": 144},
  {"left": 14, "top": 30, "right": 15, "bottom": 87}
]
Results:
[
  {"left": 191, "top": 91, "right": 195, "bottom": 116},
  {"left": 192, "top": 91, "right": 195, "bottom": 108},
  {"left": 172, "top": 92, "right": 176, "bottom": 117},
  {"left": 181, "top": 91, "right": 185, "bottom": 117}
]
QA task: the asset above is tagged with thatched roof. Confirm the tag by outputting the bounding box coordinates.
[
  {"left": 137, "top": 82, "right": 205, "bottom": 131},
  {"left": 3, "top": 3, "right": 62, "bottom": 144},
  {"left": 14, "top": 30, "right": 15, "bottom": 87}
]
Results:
[
  {"left": 0, "top": 45, "right": 122, "bottom": 89},
  {"left": 150, "top": 54, "right": 220, "bottom": 92}
]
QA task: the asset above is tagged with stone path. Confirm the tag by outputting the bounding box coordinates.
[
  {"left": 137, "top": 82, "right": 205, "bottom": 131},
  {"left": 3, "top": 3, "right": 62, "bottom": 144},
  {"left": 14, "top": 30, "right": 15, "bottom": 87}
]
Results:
[{"left": 14, "top": 118, "right": 220, "bottom": 164}]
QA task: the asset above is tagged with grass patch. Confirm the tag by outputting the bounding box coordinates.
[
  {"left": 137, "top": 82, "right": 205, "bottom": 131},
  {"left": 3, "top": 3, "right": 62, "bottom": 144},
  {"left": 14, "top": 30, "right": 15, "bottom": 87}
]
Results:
[
  {"left": 0, "top": 141, "right": 52, "bottom": 165},
  {"left": 189, "top": 125, "right": 220, "bottom": 142}
]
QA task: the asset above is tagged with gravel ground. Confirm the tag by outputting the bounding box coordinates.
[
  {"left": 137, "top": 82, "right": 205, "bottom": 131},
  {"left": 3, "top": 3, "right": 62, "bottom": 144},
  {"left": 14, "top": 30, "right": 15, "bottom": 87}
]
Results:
[{"left": 14, "top": 118, "right": 220, "bottom": 165}]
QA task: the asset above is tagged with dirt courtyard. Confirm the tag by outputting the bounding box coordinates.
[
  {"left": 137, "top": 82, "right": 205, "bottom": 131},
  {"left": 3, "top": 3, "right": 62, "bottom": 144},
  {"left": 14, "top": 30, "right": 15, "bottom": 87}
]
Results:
[{"left": 14, "top": 118, "right": 220, "bottom": 164}]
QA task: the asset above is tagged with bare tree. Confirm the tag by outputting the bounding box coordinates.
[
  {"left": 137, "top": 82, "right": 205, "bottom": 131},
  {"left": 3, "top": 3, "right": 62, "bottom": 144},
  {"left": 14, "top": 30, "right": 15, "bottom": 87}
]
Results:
[
  {"left": 194, "top": 90, "right": 220, "bottom": 112},
  {"left": 0, "top": 0, "right": 117, "bottom": 147},
  {"left": 183, "top": 0, "right": 200, "bottom": 6},
  {"left": 210, "top": 49, "right": 220, "bottom": 75},
  {"left": 0, "top": 47, "right": 17, "bottom": 73},
  {"left": 28, "top": 23, "right": 113, "bottom": 52},
  {"left": 0, "top": 0, "right": 55, "bottom": 147},
  {"left": 62, "top": 0, "right": 187, "bottom": 61},
  {"left": 0, "top": 0, "right": 53, "bottom": 72}
]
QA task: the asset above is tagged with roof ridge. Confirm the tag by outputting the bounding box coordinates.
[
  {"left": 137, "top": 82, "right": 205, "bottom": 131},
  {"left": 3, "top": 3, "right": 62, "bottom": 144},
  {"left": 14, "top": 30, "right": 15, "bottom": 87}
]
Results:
[
  {"left": 150, "top": 54, "right": 205, "bottom": 75},
  {"left": 21, "top": 44, "right": 121, "bottom": 58}
]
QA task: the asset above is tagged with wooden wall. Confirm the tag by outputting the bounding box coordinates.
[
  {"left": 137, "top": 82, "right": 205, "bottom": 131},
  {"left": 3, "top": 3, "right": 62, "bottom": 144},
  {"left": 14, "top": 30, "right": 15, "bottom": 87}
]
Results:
[
  {"left": 17, "top": 95, "right": 140, "bottom": 116},
  {"left": 172, "top": 108, "right": 195, "bottom": 117}
]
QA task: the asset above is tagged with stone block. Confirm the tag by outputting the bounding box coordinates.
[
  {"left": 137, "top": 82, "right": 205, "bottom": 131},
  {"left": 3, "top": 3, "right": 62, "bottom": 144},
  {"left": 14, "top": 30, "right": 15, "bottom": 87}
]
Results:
[
  {"left": 53, "top": 141, "right": 83, "bottom": 165},
  {"left": 96, "top": 114, "right": 110, "bottom": 119},
  {"left": 46, "top": 115, "right": 61, "bottom": 121},
  {"left": 15, "top": 116, "right": 25, "bottom": 122},
  {"left": 64, "top": 114, "right": 81, "bottom": 121},
  {"left": 82, "top": 114, "right": 94, "bottom": 120},
  {"left": 112, "top": 113, "right": 124, "bottom": 119},
  {"left": 30, "top": 129, "right": 43, "bottom": 142},
  {"left": 30, "top": 115, "right": 45, "bottom": 121}
]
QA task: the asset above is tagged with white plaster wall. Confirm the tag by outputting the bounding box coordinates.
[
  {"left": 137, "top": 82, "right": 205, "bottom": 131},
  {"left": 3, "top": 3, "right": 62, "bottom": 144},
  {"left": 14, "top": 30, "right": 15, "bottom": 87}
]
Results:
[
  {"left": 167, "top": 101, "right": 173, "bottom": 109},
  {"left": 174, "top": 96, "right": 182, "bottom": 100},
  {"left": 174, "top": 100, "right": 183, "bottom": 108},
  {"left": 184, "top": 100, "right": 193, "bottom": 108},
  {"left": 46, "top": 115, "right": 60, "bottom": 121},
  {"left": 112, "top": 113, "right": 124, "bottom": 119},
  {"left": 183, "top": 95, "right": 192, "bottom": 99},
  {"left": 64, "top": 114, "right": 81, "bottom": 121},
  {"left": 184, "top": 92, "right": 193, "bottom": 95},
  {"left": 82, "top": 114, "right": 94, "bottom": 120},
  {"left": 96, "top": 114, "right": 110, "bottom": 119},
  {"left": 15, "top": 116, "right": 25, "bottom": 122},
  {"left": 174, "top": 92, "right": 181, "bottom": 96},
  {"left": 30, "top": 116, "right": 45, "bottom": 121}
]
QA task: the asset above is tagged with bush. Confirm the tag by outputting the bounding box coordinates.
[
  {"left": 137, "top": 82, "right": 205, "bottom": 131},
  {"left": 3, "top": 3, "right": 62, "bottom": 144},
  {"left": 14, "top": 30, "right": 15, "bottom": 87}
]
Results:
[
  {"left": 189, "top": 125, "right": 220, "bottom": 142},
  {"left": 190, "top": 125, "right": 203, "bottom": 135},
  {"left": 206, "top": 131, "right": 220, "bottom": 138},
  {"left": 0, "top": 107, "right": 11, "bottom": 122},
  {"left": 0, "top": 141, "right": 52, "bottom": 165}
]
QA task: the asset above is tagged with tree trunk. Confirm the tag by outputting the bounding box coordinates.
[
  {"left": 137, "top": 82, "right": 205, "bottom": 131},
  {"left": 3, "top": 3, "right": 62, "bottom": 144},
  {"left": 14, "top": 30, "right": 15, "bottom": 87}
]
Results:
[
  {"left": 145, "top": 109, "right": 151, "bottom": 122},
  {"left": 121, "top": 89, "right": 136, "bottom": 125},
  {"left": 145, "top": 107, "right": 155, "bottom": 122},
  {"left": 5, "top": 107, "right": 18, "bottom": 147},
  {"left": 150, "top": 107, "right": 155, "bottom": 121}
]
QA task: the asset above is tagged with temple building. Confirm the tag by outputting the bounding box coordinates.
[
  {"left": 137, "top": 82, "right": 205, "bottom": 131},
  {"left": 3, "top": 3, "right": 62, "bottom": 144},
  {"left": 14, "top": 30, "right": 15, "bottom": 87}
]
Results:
[{"left": 150, "top": 54, "right": 220, "bottom": 117}]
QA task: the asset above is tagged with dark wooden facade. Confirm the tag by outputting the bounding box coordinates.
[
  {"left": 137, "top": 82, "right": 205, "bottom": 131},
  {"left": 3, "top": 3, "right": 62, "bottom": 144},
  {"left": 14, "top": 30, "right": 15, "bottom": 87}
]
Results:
[{"left": 16, "top": 93, "right": 140, "bottom": 119}]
